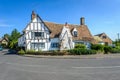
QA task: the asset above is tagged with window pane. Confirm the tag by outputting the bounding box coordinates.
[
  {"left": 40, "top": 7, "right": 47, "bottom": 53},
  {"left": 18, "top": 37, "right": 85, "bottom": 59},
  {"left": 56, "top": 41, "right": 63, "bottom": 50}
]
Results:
[
  {"left": 74, "top": 31, "right": 77, "bottom": 37},
  {"left": 51, "top": 43, "right": 59, "bottom": 48},
  {"left": 34, "top": 32, "right": 44, "bottom": 37},
  {"left": 31, "top": 43, "right": 45, "bottom": 50}
]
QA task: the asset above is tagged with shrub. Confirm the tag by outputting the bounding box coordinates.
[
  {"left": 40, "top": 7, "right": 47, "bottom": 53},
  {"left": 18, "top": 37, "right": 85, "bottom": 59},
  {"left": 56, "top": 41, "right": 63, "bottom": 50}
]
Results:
[
  {"left": 75, "top": 44, "right": 86, "bottom": 49},
  {"left": 68, "top": 48, "right": 97, "bottom": 55},
  {"left": 87, "top": 50, "right": 97, "bottom": 55},
  {"left": 110, "top": 48, "right": 120, "bottom": 53},
  {"left": 104, "top": 46, "right": 112, "bottom": 54},
  {"left": 68, "top": 48, "right": 81, "bottom": 55},
  {"left": 26, "top": 50, "right": 35, "bottom": 55},
  {"left": 115, "top": 46, "right": 120, "bottom": 49},
  {"left": 91, "top": 44, "right": 104, "bottom": 51},
  {"left": 1, "top": 43, "right": 7, "bottom": 48},
  {"left": 18, "top": 49, "right": 25, "bottom": 55},
  {"left": 25, "top": 50, "right": 66, "bottom": 56}
]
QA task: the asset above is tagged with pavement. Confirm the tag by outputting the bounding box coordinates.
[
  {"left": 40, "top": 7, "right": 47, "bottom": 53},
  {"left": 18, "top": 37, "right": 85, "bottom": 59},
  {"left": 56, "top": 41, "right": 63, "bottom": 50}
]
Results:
[
  {"left": 0, "top": 49, "right": 120, "bottom": 80},
  {"left": 24, "top": 53, "right": 120, "bottom": 59}
]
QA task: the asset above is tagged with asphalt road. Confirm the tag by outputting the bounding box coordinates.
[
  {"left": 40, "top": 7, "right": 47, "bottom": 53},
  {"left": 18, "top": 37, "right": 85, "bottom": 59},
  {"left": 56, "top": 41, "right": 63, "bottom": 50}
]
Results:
[{"left": 0, "top": 49, "right": 120, "bottom": 80}]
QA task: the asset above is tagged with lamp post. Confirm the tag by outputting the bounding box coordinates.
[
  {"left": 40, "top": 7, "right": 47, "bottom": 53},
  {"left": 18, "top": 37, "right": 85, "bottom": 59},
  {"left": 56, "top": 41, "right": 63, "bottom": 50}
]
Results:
[{"left": 117, "top": 33, "right": 119, "bottom": 42}]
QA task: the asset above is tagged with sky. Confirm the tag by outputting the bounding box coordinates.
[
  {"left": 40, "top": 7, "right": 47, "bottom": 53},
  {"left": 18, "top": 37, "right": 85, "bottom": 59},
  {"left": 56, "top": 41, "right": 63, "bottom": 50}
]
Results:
[{"left": 0, "top": 0, "right": 120, "bottom": 40}]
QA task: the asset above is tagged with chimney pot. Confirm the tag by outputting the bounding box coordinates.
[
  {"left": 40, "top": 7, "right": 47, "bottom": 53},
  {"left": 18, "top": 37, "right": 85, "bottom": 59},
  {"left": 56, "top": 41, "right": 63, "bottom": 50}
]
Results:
[
  {"left": 80, "top": 17, "right": 85, "bottom": 25},
  {"left": 31, "top": 11, "right": 36, "bottom": 20}
]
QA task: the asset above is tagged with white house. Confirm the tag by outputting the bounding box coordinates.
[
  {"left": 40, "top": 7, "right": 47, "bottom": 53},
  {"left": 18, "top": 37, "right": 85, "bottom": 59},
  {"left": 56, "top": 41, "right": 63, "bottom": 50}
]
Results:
[{"left": 18, "top": 11, "right": 94, "bottom": 51}]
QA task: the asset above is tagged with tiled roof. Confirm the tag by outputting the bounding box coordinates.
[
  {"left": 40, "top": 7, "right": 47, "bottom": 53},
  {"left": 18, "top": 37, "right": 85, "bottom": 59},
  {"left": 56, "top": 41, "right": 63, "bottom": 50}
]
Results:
[
  {"left": 94, "top": 33, "right": 104, "bottom": 36},
  {"left": 94, "top": 33, "right": 112, "bottom": 44},
  {"left": 44, "top": 22, "right": 94, "bottom": 41}
]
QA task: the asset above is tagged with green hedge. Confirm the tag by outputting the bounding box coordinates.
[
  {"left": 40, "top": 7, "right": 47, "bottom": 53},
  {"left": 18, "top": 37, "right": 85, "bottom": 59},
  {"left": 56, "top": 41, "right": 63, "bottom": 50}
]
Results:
[
  {"left": 91, "top": 44, "right": 104, "bottom": 51},
  {"left": 75, "top": 44, "right": 86, "bottom": 49},
  {"left": 24, "top": 49, "right": 97, "bottom": 55},
  {"left": 68, "top": 49, "right": 97, "bottom": 55},
  {"left": 26, "top": 50, "right": 67, "bottom": 56},
  {"left": 110, "top": 48, "right": 120, "bottom": 53},
  {"left": 104, "top": 46, "right": 112, "bottom": 54}
]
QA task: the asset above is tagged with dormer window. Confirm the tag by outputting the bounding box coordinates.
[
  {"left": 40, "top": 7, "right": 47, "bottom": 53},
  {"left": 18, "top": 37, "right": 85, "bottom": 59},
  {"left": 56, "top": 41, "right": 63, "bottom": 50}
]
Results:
[
  {"left": 74, "top": 31, "right": 77, "bottom": 37},
  {"left": 72, "top": 28, "right": 78, "bottom": 37}
]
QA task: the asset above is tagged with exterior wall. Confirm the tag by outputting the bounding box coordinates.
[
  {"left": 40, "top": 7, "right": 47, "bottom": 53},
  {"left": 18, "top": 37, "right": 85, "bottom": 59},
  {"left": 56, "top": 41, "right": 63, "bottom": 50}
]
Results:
[
  {"left": 49, "top": 38, "right": 60, "bottom": 51},
  {"left": 18, "top": 16, "right": 51, "bottom": 51},
  {"left": 25, "top": 38, "right": 60, "bottom": 51},
  {"left": 26, "top": 40, "right": 50, "bottom": 51},
  {"left": 59, "top": 26, "right": 73, "bottom": 50}
]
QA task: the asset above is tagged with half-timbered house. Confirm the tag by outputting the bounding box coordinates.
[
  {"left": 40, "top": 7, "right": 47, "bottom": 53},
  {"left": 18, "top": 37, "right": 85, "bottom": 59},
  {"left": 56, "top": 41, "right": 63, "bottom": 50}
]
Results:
[{"left": 18, "top": 11, "right": 94, "bottom": 51}]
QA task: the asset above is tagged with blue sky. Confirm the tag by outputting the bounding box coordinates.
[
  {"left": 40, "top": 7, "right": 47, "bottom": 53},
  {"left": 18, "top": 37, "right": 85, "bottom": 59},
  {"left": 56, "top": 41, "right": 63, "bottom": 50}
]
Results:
[{"left": 0, "top": 0, "right": 120, "bottom": 40}]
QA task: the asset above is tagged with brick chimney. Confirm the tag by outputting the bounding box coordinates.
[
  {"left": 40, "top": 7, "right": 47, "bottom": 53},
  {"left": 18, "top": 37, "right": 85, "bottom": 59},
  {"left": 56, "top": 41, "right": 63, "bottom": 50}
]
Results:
[
  {"left": 31, "top": 11, "right": 36, "bottom": 20},
  {"left": 80, "top": 17, "right": 85, "bottom": 25}
]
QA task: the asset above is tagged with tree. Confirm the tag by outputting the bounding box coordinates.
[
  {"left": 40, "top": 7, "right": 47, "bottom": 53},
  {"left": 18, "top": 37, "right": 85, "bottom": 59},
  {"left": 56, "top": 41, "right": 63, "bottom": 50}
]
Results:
[
  {"left": 9, "top": 29, "right": 21, "bottom": 49},
  {"left": 3, "top": 33, "right": 10, "bottom": 39}
]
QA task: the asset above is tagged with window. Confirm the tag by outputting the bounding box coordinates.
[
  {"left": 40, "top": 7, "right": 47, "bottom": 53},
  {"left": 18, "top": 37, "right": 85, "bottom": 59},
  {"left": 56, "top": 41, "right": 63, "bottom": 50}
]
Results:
[
  {"left": 74, "top": 31, "right": 77, "bottom": 37},
  {"left": 75, "top": 42, "right": 84, "bottom": 45},
  {"left": 102, "top": 36, "right": 107, "bottom": 39},
  {"left": 31, "top": 43, "right": 45, "bottom": 50},
  {"left": 34, "top": 32, "right": 44, "bottom": 37},
  {"left": 51, "top": 43, "right": 59, "bottom": 48}
]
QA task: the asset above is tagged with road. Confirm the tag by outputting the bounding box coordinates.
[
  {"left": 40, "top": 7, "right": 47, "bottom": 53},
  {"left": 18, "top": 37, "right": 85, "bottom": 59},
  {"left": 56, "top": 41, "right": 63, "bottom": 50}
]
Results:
[{"left": 0, "top": 49, "right": 120, "bottom": 80}]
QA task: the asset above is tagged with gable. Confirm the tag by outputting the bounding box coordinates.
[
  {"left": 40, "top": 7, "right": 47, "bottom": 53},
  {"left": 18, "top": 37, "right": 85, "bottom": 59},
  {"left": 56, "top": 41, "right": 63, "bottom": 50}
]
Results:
[
  {"left": 24, "top": 15, "right": 50, "bottom": 34},
  {"left": 95, "top": 33, "right": 112, "bottom": 44}
]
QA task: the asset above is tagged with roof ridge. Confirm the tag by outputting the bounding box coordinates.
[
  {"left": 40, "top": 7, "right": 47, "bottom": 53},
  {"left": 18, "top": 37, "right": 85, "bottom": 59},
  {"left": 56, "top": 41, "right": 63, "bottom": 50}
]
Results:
[{"left": 44, "top": 21, "right": 80, "bottom": 26}]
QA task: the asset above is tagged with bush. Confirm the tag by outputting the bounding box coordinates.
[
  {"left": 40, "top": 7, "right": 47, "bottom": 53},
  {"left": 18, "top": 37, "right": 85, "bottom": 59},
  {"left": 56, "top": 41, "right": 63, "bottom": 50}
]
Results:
[
  {"left": 115, "top": 46, "right": 120, "bottom": 49},
  {"left": 68, "top": 48, "right": 81, "bottom": 55},
  {"left": 68, "top": 48, "right": 97, "bottom": 55},
  {"left": 91, "top": 44, "right": 104, "bottom": 51},
  {"left": 104, "top": 46, "right": 112, "bottom": 54},
  {"left": 26, "top": 50, "right": 66, "bottom": 56},
  {"left": 75, "top": 44, "right": 86, "bottom": 49},
  {"left": 87, "top": 50, "right": 97, "bottom": 55},
  {"left": 1, "top": 43, "right": 7, "bottom": 48},
  {"left": 110, "top": 48, "right": 120, "bottom": 53},
  {"left": 26, "top": 50, "right": 36, "bottom": 55},
  {"left": 18, "top": 49, "right": 25, "bottom": 55}
]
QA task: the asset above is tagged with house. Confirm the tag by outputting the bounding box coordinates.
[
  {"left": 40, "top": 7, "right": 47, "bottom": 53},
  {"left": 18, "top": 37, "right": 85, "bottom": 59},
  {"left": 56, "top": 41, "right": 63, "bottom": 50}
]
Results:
[
  {"left": 94, "top": 33, "right": 112, "bottom": 45},
  {"left": 0, "top": 37, "right": 9, "bottom": 46},
  {"left": 18, "top": 11, "right": 94, "bottom": 51}
]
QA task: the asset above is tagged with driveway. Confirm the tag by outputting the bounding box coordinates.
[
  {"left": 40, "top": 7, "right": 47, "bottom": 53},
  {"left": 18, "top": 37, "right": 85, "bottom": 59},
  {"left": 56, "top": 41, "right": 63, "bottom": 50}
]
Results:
[{"left": 0, "top": 49, "right": 120, "bottom": 80}]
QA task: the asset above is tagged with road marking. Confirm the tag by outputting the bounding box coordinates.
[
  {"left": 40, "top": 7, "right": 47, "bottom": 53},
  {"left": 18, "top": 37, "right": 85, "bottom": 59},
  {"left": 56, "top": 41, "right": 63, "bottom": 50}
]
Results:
[{"left": 72, "top": 66, "right": 120, "bottom": 69}]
